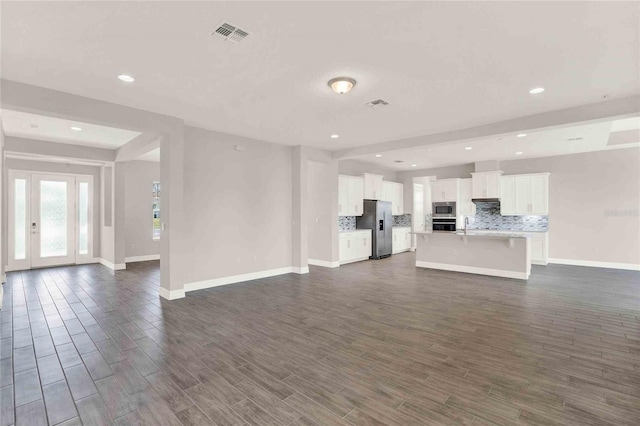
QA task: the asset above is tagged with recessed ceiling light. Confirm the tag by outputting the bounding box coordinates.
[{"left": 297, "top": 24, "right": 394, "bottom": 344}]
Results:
[
  {"left": 330, "top": 134, "right": 339, "bottom": 139},
  {"left": 517, "top": 133, "right": 527, "bottom": 138},
  {"left": 117, "top": 74, "right": 135, "bottom": 83},
  {"left": 529, "top": 87, "right": 545, "bottom": 94},
  {"left": 465, "top": 147, "right": 473, "bottom": 150},
  {"left": 70, "top": 126, "right": 82, "bottom": 131},
  {"left": 515, "top": 151, "right": 523, "bottom": 155},
  {"left": 328, "top": 77, "right": 356, "bottom": 94},
  {"left": 375, "top": 154, "right": 382, "bottom": 158},
  {"left": 411, "top": 164, "right": 417, "bottom": 167}
]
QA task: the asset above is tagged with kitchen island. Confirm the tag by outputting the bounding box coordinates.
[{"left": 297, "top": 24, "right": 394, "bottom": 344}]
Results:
[{"left": 413, "top": 231, "right": 531, "bottom": 279}]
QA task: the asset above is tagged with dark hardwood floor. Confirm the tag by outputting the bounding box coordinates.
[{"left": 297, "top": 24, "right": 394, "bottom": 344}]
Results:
[{"left": 1, "top": 254, "right": 639, "bottom": 425}]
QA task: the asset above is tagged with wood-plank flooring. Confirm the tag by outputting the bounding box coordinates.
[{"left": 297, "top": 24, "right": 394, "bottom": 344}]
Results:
[{"left": 1, "top": 254, "right": 639, "bottom": 425}]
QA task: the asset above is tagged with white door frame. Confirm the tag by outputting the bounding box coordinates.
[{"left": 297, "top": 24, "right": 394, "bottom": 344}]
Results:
[{"left": 6, "top": 169, "right": 94, "bottom": 271}]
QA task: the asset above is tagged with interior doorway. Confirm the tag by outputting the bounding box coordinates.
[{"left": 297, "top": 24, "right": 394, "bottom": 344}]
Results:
[{"left": 7, "top": 170, "right": 93, "bottom": 271}]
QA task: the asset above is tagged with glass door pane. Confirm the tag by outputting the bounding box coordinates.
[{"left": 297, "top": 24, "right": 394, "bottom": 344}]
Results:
[
  {"left": 40, "top": 180, "right": 68, "bottom": 257},
  {"left": 78, "top": 182, "right": 89, "bottom": 255},
  {"left": 14, "top": 179, "right": 27, "bottom": 260}
]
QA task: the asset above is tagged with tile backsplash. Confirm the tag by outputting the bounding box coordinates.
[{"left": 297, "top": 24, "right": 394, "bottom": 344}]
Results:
[
  {"left": 339, "top": 214, "right": 413, "bottom": 231},
  {"left": 338, "top": 216, "right": 357, "bottom": 231},
  {"left": 393, "top": 214, "right": 412, "bottom": 227},
  {"left": 467, "top": 201, "right": 548, "bottom": 232}
]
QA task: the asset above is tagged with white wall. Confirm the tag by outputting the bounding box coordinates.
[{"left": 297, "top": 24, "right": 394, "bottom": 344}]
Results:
[
  {"left": 180, "top": 126, "right": 293, "bottom": 285},
  {"left": 399, "top": 148, "right": 640, "bottom": 267},
  {"left": 500, "top": 148, "right": 640, "bottom": 266},
  {"left": 338, "top": 159, "right": 398, "bottom": 182},
  {"left": 122, "top": 161, "right": 160, "bottom": 260},
  {"left": 307, "top": 160, "right": 339, "bottom": 264},
  {"left": 3, "top": 158, "right": 102, "bottom": 258}
]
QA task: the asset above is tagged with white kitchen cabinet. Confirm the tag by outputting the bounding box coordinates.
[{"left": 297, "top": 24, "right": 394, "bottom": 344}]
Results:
[
  {"left": 381, "top": 181, "right": 404, "bottom": 215},
  {"left": 459, "top": 178, "right": 476, "bottom": 216},
  {"left": 361, "top": 173, "right": 383, "bottom": 200},
  {"left": 339, "top": 230, "right": 372, "bottom": 264},
  {"left": 430, "top": 179, "right": 459, "bottom": 202},
  {"left": 338, "top": 175, "right": 364, "bottom": 216},
  {"left": 500, "top": 177, "right": 516, "bottom": 215},
  {"left": 471, "top": 171, "right": 503, "bottom": 199},
  {"left": 392, "top": 227, "right": 411, "bottom": 254},
  {"left": 529, "top": 233, "right": 549, "bottom": 265},
  {"left": 500, "top": 173, "right": 549, "bottom": 216}
]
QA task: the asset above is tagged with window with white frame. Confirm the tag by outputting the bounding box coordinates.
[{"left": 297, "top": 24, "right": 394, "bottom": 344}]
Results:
[{"left": 153, "top": 181, "right": 161, "bottom": 239}]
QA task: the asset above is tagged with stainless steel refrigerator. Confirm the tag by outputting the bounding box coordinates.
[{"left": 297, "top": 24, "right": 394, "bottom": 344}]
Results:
[{"left": 356, "top": 200, "right": 392, "bottom": 259}]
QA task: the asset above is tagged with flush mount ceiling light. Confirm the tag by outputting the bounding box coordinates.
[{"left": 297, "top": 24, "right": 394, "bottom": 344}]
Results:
[
  {"left": 330, "top": 134, "right": 339, "bottom": 139},
  {"left": 529, "top": 87, "right": 545, "bottom": 94},
  {"left": 70, "top": 126, "right": 82, "bottom": 131},
  {"left": 375, "top": 154, "right": 382, "bottom": 158},
  {"left": 328, "top": 77, "right": 356, "bottom": 94},
  {"left": 411, "top": 164, "right": 417, "bottom": 167},
  {"left": 515, "top": 151, "right": 524, "bottom": 155},
  {"left": 465, "top": 147, "right": 473, "bottom": 150},
  {"left": 517, "top": 133, "right": 527, "bottom": 138},
  {"left": 117, "top": 74, "right": 135, "bottom": 83}
]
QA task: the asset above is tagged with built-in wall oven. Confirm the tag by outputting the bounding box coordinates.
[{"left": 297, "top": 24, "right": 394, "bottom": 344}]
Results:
[
  {"left": 432, "top": 218, "right": 457, "bottom": 232},
  {"left": 432, "top": 202, "right": 457, "bottom": 232}
]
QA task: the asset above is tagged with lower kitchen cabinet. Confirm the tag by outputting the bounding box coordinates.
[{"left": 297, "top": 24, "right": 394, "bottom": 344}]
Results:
[
  {"left": 339, "top": 230, "right": 372, "bottom": 264},
  {"left": 392, "top": 227, "right": 412, "bottom": 254}
]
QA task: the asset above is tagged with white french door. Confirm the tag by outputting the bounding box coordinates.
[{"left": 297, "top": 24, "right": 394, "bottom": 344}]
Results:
[{"left": 8, "top": 170, "right": 93, "bottom": 271}]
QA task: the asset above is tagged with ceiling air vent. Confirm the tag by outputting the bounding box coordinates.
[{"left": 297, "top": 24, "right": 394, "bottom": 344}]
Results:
[
  {"left": 566, "top": 137, "right": 584, "bottom": 141},
  {"left": 366, "top": 99, "right": 390, "bottom": 109},
  {"left": 212, "top": 22, "right": 251, "bottom": 43},
  {"left": 394, "top": 160, "right": 404, "bottom": 163}
]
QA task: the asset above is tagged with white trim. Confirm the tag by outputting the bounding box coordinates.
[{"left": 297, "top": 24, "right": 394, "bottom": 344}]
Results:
[
  {"left": 125, "top": 254, "right": 160, "bottom": 263},
  {"left": 548, "top": 258, "right": 640, "bottom": 271},
  {"left": 159, "top": 287, "right": 185, "bottom": 300},
  {"left": 76, "top": 257, "right": 100, "bottom": 265},
  {"left": 185, "top": 266, "right": 298, "bottom": 293},
  {"left": 292, "top": 266, "right": 309, "bottom": 274},
  {"left": 308, "top": 259, "right": 340, "bottom": 268},
  {"left": 99, "top": 258, "right": 126, "bottom": 271},
  {"left": 1, "top": 273, "right": 6, "bottom": 284},
  {"left": 339, "top": 256, "right": 371, "bottom": 265},
  {"left": 416, "top": 260, "right": 530, "bottom": 280}
]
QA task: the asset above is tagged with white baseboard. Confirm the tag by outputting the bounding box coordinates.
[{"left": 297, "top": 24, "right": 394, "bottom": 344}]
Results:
[
  {"left": 99, "top": 258, "right": 126, "bottom": 271},
  {"left": 159, "top": 287, "right": 185, "bottom": 301},
  {"left": 340, "top": 257, "right": 370, "bottom": 265},
  {"left": 184, "top": 266, "right": 301, "bottom": 293},
  {"left": 548, "top": 258, "right": 640, "bottom": 271},
  {"left": 125, "top": 254, "right": 160, "bottom": 263},
  {"left": 292, "top": 266, "right": 309, "bottom": 274},
  {"left": 416, "top": 260, "right": 529, "bottom": 280},
  {"left": 308, "top": 259, "right": 340, "bottom": 268}
]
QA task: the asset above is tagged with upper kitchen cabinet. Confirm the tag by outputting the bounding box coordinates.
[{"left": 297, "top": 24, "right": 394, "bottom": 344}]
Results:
[
  {"left": 500, "top": 173, "right": 549, "bottom": 215},
  {"left": 471, "top": 171, "right": 503, "bottom": 199},
  {"left": 361, "top": 173, "right": 383, "bottom": 200},
  {"left": 338, "top": 175, "right": 364, "bottom": 216},
  {"left": 431, "top": 179, "right": 459, "bottom": 202},
  {"left": 459, "top": 178, "right": 476, "bottom": 216},
  {"left": 382, "top": 181, "right": 404, "bottom": 215}
]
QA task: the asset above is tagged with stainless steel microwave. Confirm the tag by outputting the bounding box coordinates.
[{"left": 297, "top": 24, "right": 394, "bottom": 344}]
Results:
[{"left": 432, "top": 202, "right": 456, "bottom": 218}]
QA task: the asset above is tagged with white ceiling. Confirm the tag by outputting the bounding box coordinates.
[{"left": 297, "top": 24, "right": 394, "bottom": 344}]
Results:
[
  {"left": 354, "top": 117, "right": 640, "bottom": 171},
  {"left": 1, "top": 109, "right": 142, "bottom": 149},
  {"left": 2, "top": 1, "right": 638, "bottom": 151},
  {"left": 135, "top": 148, "right": 160, "bottom": 162}
]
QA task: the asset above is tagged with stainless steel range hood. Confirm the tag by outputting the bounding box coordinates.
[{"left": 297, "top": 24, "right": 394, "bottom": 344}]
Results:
[{"left": 471, "top": 198, "right": 500, "bottom": 204}]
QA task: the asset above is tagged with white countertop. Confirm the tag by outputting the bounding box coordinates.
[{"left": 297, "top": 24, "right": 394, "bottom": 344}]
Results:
[
  {"left": 339, "top": 229, "right": 372, "bottom": 234},
  {"left": 412, "top": 230, "right": 528, "bottom": 239}
]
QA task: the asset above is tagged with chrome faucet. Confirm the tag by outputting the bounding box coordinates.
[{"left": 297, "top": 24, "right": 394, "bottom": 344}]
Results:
[{"left": 464, "top": 216, "right": 470, "bottom": 234}]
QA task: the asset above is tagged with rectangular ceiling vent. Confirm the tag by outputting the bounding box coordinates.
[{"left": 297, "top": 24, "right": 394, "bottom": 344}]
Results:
[
  {"left": 212, "top": 22, "right": 250, "bottom": 43},
  {"left": 366, "top": 99, "right": 390, "bottom": 109},
  {"left": 394, "top": 160, "right": 404, "bottom": 163}
]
